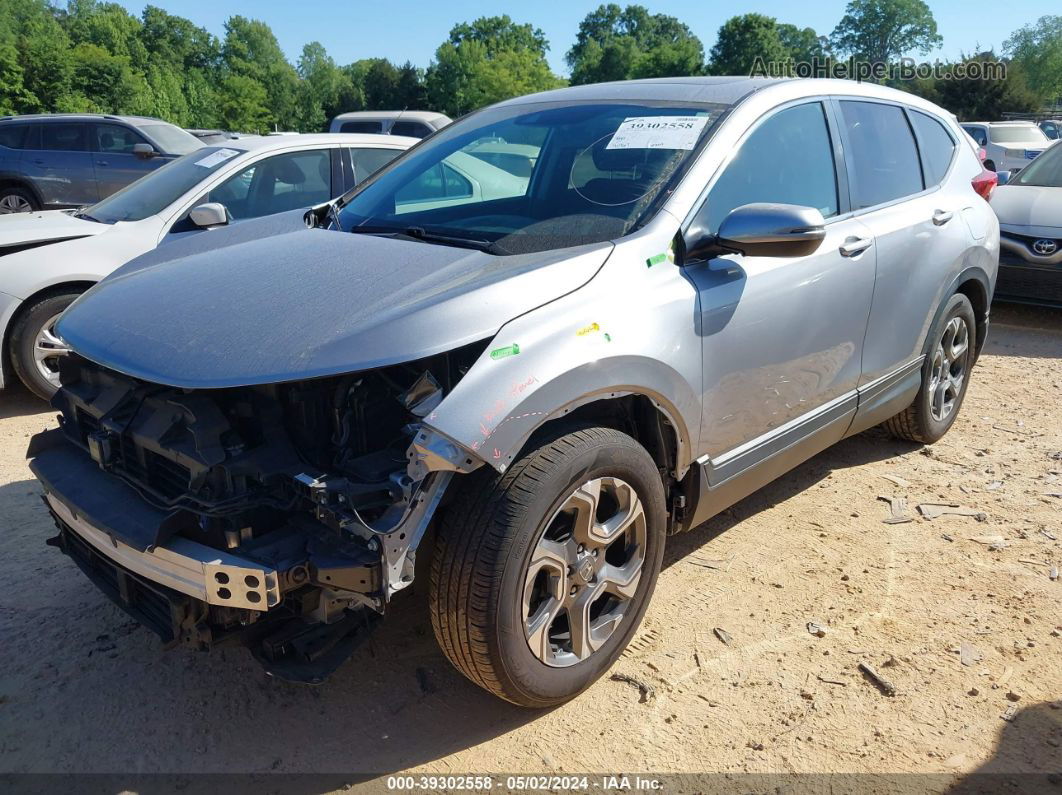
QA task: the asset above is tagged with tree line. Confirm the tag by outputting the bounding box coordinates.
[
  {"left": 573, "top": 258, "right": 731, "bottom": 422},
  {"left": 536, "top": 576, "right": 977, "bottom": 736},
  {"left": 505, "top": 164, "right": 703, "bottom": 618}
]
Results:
[{"left": 1, "top": 0, "right": 1060, "bottom": 133}]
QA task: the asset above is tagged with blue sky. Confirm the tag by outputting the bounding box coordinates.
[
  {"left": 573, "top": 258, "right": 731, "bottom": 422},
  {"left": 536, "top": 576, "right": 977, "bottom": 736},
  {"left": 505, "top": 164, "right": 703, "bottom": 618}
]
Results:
[{"left": 112, "top": 0, "right": 1052, "bottom": 74}]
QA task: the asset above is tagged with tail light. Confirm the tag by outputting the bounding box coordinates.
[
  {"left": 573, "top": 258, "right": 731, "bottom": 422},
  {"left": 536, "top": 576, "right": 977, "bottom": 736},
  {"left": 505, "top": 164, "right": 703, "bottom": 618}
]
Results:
[
  {"left": 976, "top": 147, "right": 986, "bottom": 162},
  {"left": 971, "top": 168, "right": 998, "bottom": 201}
]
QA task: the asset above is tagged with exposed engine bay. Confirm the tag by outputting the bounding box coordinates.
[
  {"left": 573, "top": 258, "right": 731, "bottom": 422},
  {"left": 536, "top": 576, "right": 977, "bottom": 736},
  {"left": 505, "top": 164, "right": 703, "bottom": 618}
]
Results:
[{"left": 29, "top": 344, "right": 486, "bottom": 682}]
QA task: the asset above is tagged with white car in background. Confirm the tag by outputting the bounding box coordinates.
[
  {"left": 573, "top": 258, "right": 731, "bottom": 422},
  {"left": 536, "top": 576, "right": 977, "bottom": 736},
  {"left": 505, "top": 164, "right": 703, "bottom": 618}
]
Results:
[
  {"left": 961, "top": 121, "right": 1055, "bottom": 173},
  {"left": 0, "top": 133, "right": 415, "bottom": 398}
]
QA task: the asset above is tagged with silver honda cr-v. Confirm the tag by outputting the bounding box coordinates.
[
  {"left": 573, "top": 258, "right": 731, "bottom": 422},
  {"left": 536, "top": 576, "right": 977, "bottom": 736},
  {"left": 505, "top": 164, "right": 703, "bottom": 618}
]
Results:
[{"left": 28, "top": 77, "right": 999, "bottom": 706}]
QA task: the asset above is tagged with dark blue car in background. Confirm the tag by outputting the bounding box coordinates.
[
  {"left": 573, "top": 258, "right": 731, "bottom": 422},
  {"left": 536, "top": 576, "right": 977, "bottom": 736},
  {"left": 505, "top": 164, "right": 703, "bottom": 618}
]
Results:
[{"left": 0, "top": 113, "right": 202, "bottom": 213}]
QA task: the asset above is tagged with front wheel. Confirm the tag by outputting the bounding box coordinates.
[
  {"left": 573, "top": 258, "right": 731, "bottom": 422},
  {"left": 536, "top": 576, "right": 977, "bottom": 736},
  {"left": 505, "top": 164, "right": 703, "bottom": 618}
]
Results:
[
  {"left": 429, "top": 425, "right": 667, "bottom": 707},
  {"left": 10, "top": 291, "right": 81, "bottom": 400},
  {"left": 884, "top": 292, "right": 976, "bottom": 444}
]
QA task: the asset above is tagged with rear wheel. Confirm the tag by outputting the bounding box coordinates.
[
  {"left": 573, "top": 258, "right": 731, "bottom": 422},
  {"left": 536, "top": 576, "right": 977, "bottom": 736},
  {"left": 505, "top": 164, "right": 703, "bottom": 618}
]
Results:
[
  {"left": 429, "top": 425, "right": 666, "bottom": 707},
  {"left": 884, "top": 293, "right": 976, "bottom": 444},
  {"left": 10, "top": 291, "right": 80, "bottom": 400},
  {"left": 0, "top": 186, "right": 37, "bottom": 214}
]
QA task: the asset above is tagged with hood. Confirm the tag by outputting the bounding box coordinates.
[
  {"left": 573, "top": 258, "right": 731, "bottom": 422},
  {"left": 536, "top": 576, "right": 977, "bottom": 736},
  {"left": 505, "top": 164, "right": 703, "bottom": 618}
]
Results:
[
  {"left": 991, "top": 185, "right": 1062, "bottom": 234},
  {"left": 0, "top": 210, "right": 108, "bottom": 251},
  {"left": 57, "top": 227, "right": 612, "bottom": 388}
]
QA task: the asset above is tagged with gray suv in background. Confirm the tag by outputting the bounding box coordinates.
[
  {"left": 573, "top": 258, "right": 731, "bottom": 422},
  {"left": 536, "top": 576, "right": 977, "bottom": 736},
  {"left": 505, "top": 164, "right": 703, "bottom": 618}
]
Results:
[
  {"left": 0, "top": 113, "right": 202, "bottom": 213},
  {"left": 28, "top": 77, "right": 999, "bottom": 707}
]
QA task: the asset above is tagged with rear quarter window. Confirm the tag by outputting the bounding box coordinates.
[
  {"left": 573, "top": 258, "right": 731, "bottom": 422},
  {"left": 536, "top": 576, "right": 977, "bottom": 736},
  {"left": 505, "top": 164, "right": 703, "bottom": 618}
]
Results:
[
  {"left": 840, "top": 101, "right": 924, "bottom": 209},
  {"left": 0, "top": 124, "right": 27, "bottom": 149},
  {"left": 910, "top": 111, "right": 956, "bottom": 186},
  {"left": 340, "top": 121, "right": 383, "bottom": 134},
  {"left": 391, "top": 121, "right": 431, "bottom": 138}
]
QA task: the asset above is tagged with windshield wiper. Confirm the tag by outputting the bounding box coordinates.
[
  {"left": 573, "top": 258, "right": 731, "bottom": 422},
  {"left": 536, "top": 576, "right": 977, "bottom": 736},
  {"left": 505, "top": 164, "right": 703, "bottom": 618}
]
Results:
[{"left": 349, "top": 224, "right": 494, "bottom": 252}]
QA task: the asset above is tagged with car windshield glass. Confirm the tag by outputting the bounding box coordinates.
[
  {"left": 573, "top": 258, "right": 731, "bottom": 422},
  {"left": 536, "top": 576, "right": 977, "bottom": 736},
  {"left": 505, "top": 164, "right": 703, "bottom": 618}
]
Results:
[
  {"left": 84, "top": 146, "right": 246, "bottom": 223},
  {"left": 1014, "top": 141, "right": 1062, "bottom": 187},
  {"left": 989, "top": 126, "right": 1049, "bottom": 144},
  {"left": 139, "top": 123, "right": 203, "bottom": 154},
  {"left": 336, "top": 100, "right": 729, "bottom": 255}
]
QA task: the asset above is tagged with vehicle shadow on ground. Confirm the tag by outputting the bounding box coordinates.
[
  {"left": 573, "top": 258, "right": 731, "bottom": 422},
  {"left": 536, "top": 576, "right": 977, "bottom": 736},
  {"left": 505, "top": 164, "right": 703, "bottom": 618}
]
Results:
[
  {"left": 0, "top": 382, "right": 50, "bottom": 420},
  {"left": 947, "top": 700, "right": 1062, "bottom": 793},
  {"left": 988, "top": 302, "right": 1062, "bottom": 359},
  {"left": 663, "top": 427, "right": 920, "bottom": 569}
]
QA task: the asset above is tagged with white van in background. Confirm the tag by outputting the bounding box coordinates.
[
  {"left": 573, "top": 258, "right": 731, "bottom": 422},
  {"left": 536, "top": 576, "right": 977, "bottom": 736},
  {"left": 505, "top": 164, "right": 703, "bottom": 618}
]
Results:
[{"left": 329, "top": 111, "right": 451, "bottom": 139}]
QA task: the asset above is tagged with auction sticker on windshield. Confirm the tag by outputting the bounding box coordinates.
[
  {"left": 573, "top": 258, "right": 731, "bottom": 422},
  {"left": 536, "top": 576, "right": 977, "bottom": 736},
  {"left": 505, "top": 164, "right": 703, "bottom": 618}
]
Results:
[
  {"left": 606, "top": 116, "right": 710, "bottom": 150},
  {"left": 194, "top": 148, "right": 241, "bottom": 168}
]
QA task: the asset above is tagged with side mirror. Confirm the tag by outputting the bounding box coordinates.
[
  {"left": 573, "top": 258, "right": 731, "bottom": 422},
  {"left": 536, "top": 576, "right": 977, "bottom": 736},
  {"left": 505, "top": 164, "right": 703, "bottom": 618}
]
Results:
[
  {"left": 684, "top": 203, "right": 827, "bottom": 262},
  {"left": 132, "top": 143, "right": 157, "bottom": 159},
  {"left": 189, "top": 202, "right": 229, "bottom": 228},
  {"left": 995, "top": 170, "right": 1012, "bottom": 186}
]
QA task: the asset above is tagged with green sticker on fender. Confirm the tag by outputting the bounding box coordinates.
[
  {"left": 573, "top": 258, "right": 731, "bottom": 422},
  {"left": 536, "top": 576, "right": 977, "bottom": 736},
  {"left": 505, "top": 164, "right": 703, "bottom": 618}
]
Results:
[
  {"left": 490, "top": 343, "right": 520, "bottom": 359},
  {"left": 646, "top": 252, "right": 668, "bottom": 267}
]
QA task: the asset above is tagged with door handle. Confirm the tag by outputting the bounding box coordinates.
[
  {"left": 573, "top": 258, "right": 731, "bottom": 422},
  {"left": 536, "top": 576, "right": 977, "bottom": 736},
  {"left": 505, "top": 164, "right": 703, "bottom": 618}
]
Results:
[
  {"left": 840, "top": 236, "right": 873, "bottom": 257},
  {"left": 932, "top": 209, "right": 954, "bottom": 226},
  {"left": 96, "top": 160, "right": 108, "bottom": 167}
]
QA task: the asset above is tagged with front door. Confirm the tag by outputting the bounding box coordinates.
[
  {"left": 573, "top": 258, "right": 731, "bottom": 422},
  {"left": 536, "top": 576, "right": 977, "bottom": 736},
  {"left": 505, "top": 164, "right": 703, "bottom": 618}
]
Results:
[
  {"left": 91, "top": 123, "right": 157, "bottom": 199},
  {"left": 684, "top": 100, "right": 876, "bottom": 479}
]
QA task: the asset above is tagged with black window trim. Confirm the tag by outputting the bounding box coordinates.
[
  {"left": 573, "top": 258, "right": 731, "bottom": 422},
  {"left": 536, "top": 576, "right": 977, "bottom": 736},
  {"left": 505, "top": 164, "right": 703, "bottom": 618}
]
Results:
[
  {"left": 682, "top": 96, "right": 851, "bottom": 236},
  {"left": 829, "top": 96, "right": 937, "bottom": 218}
]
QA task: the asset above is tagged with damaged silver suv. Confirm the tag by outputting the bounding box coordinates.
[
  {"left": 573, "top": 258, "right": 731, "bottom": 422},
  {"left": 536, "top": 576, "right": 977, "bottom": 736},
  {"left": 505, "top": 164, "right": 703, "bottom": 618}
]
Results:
[{"left": 28, "top": 77, "right": 999, "bottom": 707}]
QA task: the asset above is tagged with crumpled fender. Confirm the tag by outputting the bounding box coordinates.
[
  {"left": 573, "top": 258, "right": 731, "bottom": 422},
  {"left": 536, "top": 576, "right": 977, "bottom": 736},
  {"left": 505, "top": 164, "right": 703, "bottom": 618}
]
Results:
[{"left": 422, "top": 220, "right": 703, "bottom": 478}]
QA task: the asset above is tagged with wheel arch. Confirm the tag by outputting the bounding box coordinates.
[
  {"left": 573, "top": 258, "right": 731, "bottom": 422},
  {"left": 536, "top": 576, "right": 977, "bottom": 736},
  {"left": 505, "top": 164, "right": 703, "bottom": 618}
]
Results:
[{"left": 0, "top": 176, "right": 43, "bottom": 208}]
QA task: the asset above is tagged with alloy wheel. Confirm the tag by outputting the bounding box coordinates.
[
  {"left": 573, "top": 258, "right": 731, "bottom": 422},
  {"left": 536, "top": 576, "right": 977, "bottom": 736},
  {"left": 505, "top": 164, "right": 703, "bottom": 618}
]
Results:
[
  {"left": 928, "top": 315, "right": 969, "bottom": 422},
  {"left": 523, "top": 476, "right": 647, "bottom": 668},
  {"left": 33, "top": 313, "right": 71, "bottom": 388},
  {"left": 0, "top": 194, "right": 32, "bottom": 214}
]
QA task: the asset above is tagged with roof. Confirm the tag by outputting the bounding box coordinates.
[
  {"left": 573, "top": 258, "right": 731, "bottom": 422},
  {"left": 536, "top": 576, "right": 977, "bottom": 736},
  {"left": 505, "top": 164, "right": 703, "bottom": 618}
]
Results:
[
  {"left": 965, "top": 120, "right": 1043, "bottom": 126},
  {"left": 331, "top": 110, "right": 450, "bottom": 124},
  {"left": 495, "top": 76, "right": 794, "bottom": 108},
  {"left": 214, "top": 132, "right": 419, "bottom": 153},
  {"left": 0, "top": 113, "right": 176, "bottom": 126}
]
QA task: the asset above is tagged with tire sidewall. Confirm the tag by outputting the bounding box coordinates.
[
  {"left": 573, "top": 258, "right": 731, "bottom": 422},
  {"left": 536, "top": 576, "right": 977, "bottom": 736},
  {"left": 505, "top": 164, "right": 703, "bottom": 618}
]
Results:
[
  {"left": 916, "top": 293, "right": 976, "bottom": 441},
  {"left": 11, "top": 292, "right": 79, "bottom": 400},
  {"left": 493, "top": 434, "right": 666, "bottom": 705}
]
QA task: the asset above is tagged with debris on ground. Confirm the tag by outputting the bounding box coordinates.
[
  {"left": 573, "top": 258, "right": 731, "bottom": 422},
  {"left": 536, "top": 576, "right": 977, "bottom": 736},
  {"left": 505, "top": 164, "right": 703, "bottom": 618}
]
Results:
[
  {"left": 1041, "top": 528, "right": 1058, "bottom": 541},
  {"left": 1051, "top": 566, "right": 1059, "bottom": 582},
  {"left": 986, "top": 481, "right": 1004, "bottom": 491},
  {"left": 806, "top": 622, "right": 827, "bottom": 638},
  {"left": 817, "top": 675, "right": 847, "bottom": 686},
  {"left": 942, "top": 533, "right": 954, "bottom": 542},
  {"left": 969, "top": 534, "right": 1011, "bottom": 551},
  {"left": 880, "top": 473, "right": 911, "bottom": 489},
  {"left": 959, "top": 643, "right": 981, "bottom": 667},
  {"left": 918, "top": 503, "right": 988, "bottom": 521},
  {"left": 687, "top": 557, "right": 727, "bottom": 570},
  {"left": 859, "top": 662, "right": 897, "bottom": 696},
  {"left": 878, "top": 495, "right": 912, "bottom": 524},
  {"left": 1044, "top": 492, "right": 1062, "bottom": 499},
  {"left": 610, "top": 673, "right": 655, "bottom": 704},
  {"left": 1001, "top": 705, "right": 1019, "bottom": 722},
  {"left": 713, "top": 627, "right": 733, "bottom": 646}
]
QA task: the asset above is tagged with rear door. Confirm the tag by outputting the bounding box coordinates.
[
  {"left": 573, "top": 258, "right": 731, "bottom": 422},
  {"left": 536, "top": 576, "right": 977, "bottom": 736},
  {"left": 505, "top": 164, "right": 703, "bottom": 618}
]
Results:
[
  {"left": 835, "top": 99, "right": 971, "bottom": 386},
  {"left": 345, "top": 146, "right": 403, "bottom": 189},
  {"left": 91, "top": 122, "right": 155, "bottom": 199},
  {"left": 28, "top": 122, "right": 97, "bottom": 207}
]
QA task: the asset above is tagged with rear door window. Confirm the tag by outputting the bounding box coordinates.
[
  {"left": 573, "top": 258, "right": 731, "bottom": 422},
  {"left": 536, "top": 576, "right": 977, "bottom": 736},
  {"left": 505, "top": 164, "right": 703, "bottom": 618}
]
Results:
[
  {"left": 0, "top": 124, "right": 28, "bottom": 149},
  {"left": 839, "top": 101, "right": 924, "bottom": 209},
  {"left": 41, "top": 123, "right": 89, "bottom": 152},
  {"left": 962, "top": 125, "right": 987, "bottom": 147},
  {"left": 347, "top": 147, "right": 402, "bottom": 185},
  {"left": 391, "top": 121, "right": 431, "bottom": 138},
  {"left": 700, "top": 101, "right": 839, "bottom": 233},
  {"left": 910, "top": 111, "right": 956, "bottom": 187},
  {"left": 340, "top": 121, "right": 383, "bottom": 134}
]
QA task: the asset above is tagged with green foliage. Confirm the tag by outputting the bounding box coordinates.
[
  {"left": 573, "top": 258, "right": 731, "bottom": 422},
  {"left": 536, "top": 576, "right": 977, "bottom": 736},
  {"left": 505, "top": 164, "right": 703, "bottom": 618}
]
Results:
[
  {"left": 1004, "top": 16, "right": 1062, "bottom": 104},
  {"left": 709, "top": 14, "right": 788, "bottom": 76},
  {"left": 426, "top": 16, "right": 562, "bottom": 116},
  {"left": 567, "top": 4, "right": 704, "bottom": 84},
  {"left": 907, "top": 52, "right": 1040, "bottom": 120},
  {"left": 830, "top": 0, "right": 942, "bottom": 63}
]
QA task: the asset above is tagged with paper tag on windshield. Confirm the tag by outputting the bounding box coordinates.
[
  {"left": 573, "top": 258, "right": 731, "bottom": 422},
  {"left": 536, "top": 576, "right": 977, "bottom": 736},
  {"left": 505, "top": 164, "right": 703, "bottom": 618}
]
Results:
[
  {"left": 194, "top": 148, "right": 241, "bottom": 168},
  {"left": 606, "top": 116, "right": 710, "bottom": 150}
]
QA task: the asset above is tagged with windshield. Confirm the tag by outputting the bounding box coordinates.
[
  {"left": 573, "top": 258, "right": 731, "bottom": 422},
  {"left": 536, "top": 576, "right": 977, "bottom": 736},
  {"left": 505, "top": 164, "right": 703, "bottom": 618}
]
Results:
[
  {"left": 1014, "top": 141, "right": 1062, "bottom": 188},
  {"left": 989, "top": 125, "right": 1049, "bottom": 145},
  {"left": 84, "top": 146, "right": 247, "bottom": 223},
  {"left": 336, "top": 100, "right": 729, "bottom": 255},
  {"left": 139, "top": 123, "right": 203, "bottom": 155}
]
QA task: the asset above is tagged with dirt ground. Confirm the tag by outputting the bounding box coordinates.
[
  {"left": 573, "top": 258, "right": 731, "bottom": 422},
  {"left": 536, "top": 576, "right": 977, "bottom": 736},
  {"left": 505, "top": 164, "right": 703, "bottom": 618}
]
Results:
[{"left": 0, "top": 302, "right": 1059, "bottom": 788}]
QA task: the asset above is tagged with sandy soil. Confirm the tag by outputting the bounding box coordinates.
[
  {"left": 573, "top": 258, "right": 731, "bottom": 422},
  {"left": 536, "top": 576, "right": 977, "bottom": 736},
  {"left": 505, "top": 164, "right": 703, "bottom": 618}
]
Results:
[{"left": 0, "top": 303, "right": 1059, "bottom": 787}]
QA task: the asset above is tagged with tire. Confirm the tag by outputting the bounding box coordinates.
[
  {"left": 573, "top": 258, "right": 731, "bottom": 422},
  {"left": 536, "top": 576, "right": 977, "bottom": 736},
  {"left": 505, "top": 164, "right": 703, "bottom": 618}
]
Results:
[
  {"left": 429, "top": 424, "right": 667, "bottom": 707},
  {"left": 0, "top": 186, "right": 38, "bottom": 214},
  {"left": 9, "top": 291, "right": 81, "bottom": 400},
  {"left": 884, "top": 293, "right": 976, "bottom": 444}
]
